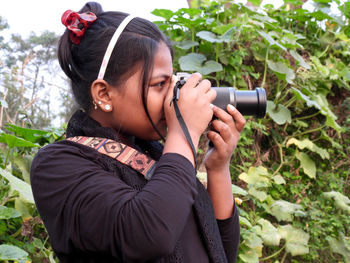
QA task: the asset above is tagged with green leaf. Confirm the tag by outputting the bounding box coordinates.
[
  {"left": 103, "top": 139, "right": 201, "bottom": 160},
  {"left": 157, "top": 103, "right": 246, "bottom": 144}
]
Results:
[
  {"left": 286, "top": 138, "right": 330, "bottom": 159},
  {"left": 292, "top": 88, "right": 321, "bottom": 110},
  {"left": 257, "top": 219, "right": 281, "bottom": 246},
  {"left": 15, "top": 198, "right": 34, "bottom": 220},
  {"left": 176, "top": 8, "right": 202, "bottom": 17},
  {"left": 239, "top": 216, "right": 253, "bottom": 228},
  {"left": 248, "top": 0, "right": 262, "bottom": 6},
  {"left": 239, "top": 248, "right": 259, "bottom": 263},
  {"left": 295, "top": 152, "right": 316, "bottom": 178},
  {"left": 151, "top": 9, "right": 175, "bottom": 20},
  {"left": 0, "top": 244, "right": 28, "bottom": 261},
  {"left": 178, "top": 53, "right": 223, "bottom": 75},
  {"left": 273, "top": 175, "right": 286, "bottom": 185},
  {"left": 310, "top": 56, "right": 329, "bottom": 77},
  {"left": 6, "top": 124, "right": 55, "bottom": 144},
  {"left": 328, "top": 234, "right": 350, "bottom": 263},
  {"left": 248, "top": 187, "right": 267, "bottom": 201},
  {"left": 290, "top": 50, "right": 311, "bottom": 69},
  {"left": 269, "top": 200, "right": 305, "bottom": 222},
  {"left": 309, "top": 10, "right": 332, "bottom": 21},
  {"left": 232, "top": 184, "right": 248, "bottom": 196},
  {"left": 212, "top": 25, "right": 235, "bottom": 35},
  {"left": 0, "top": 168, "right": 34, "bottom": 204},
  {"left": 279, "top": 225, "right": 310, "bottom": 256},
  {"left": 267, "top": 61, "right": 295, "bottom": 84},
  {"left": 239, "top": 166, "right": 270, "bottom": 188},
  {"left": 0, "top": 133, "right": 40, "bottom": 149},
  {"left": 245, "top": 231, "right": 263, "bottom": 255},
  {"left": 196, "top": 31, "right": 225, "bottom": 43},
  {"left": 13, "top": 156, "right": 31, "bottom": 184},
  {"left": 175, "top": 40, "right": 199, "bottom": 50},
  {"left": 267, "top": 100, "right": 292, "bottom": 125},
  {"left": 0, "top": 206, "right": 21, "bottom": 219},
  {"left": 323, "top": 191, "right": 350, "bottom": 213},
  {"left": 257, "top": 31, "right": 286, "bottom": 51},
  {"left": 292, "top": 89, "right": 342, "bottom": 131},
  {"left": 284, "top": 0, "right": 304, "bottom": 5}
]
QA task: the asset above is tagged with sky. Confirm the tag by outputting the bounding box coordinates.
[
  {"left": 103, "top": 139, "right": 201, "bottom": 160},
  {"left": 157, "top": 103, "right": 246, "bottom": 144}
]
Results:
[
  {"left": 0, "top": 0, "right": 288, "bottom": 38},
  {"left": 0, "top": 0, "right": 189, "bottom": 38}
]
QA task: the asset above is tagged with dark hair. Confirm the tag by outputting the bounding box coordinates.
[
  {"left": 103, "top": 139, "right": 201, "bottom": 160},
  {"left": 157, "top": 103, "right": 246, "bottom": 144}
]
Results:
[{"left": 58, "top": 2, "right": 173, "bottom": 123}]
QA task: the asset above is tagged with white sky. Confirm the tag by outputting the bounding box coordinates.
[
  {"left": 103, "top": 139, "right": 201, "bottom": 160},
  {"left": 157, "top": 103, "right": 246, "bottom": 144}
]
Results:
[
  {"left": 0, "top": 0, "right": 289, "bottom": 37},
  {"left": 0, "top": 0, "right": 189, "bottom": 37}
]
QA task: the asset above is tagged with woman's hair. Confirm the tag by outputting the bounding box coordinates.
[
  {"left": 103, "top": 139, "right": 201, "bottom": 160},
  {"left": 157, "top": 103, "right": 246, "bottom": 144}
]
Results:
[{"left": 58, "top": 2, "right": 173, "bottom": 118}]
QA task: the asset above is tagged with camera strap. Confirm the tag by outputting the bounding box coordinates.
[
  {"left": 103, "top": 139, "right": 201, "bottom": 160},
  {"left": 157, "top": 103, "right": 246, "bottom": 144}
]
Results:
[
  {"left": 171, "top": 79, "right": 198, "bottom": 169},
  {"left": 67, "top": 136, "right": 156, "bottom": 180}
]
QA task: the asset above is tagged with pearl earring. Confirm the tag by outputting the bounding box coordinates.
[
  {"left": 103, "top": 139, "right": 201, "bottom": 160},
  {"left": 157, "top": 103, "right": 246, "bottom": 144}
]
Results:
[{"left": 104, "top": 104, "right": 111, "bottom": 111}]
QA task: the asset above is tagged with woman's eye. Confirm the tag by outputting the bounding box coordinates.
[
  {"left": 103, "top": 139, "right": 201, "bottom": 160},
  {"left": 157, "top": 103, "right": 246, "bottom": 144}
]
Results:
[{"left": 153, "top": 81, "right": 165, "bottom": 87}]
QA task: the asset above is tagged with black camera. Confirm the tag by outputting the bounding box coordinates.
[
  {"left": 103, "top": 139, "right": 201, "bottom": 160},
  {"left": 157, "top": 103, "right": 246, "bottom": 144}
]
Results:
[{"left": 176, "top": 73, "right": 266, "bottom": 118}]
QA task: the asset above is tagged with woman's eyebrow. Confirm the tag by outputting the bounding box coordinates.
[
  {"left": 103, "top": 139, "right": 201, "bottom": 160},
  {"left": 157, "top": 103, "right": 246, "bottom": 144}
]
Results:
[{"left": 151, "top": 73, "right": 172, "bottom": 79}]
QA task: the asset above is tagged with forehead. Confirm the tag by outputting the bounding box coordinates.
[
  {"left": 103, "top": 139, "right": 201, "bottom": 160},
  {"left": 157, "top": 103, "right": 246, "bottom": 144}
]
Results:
[{"left": 152, "top": 42, "right": 173, "bottom": 77}]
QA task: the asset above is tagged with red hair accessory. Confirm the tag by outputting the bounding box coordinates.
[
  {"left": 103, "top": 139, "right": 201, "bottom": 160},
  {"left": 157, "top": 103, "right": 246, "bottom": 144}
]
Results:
[{"left": 61, "top": 10, "right": 97, "bottom": 45}]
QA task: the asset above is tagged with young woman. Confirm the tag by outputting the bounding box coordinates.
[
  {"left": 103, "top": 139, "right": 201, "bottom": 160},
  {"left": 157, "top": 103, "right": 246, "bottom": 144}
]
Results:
[{"left": 30, "top": 2, "right": 245, "bottom": 262}]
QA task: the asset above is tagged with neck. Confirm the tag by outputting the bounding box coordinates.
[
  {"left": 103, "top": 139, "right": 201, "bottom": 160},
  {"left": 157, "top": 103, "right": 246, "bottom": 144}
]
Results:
[{"left": 88, "top": 110, "right": 135, "bottom": 146}]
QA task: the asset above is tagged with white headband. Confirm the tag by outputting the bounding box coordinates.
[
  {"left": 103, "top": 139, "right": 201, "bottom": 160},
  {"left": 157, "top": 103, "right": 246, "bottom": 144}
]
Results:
[{"left": 97, "top": 15, "right": 136, "bottom": 80}]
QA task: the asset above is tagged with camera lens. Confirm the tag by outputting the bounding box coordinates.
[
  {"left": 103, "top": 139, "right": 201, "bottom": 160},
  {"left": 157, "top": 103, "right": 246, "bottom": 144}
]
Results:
[{"left": 211, "top": 87, "right": 266, "bottom": 118}]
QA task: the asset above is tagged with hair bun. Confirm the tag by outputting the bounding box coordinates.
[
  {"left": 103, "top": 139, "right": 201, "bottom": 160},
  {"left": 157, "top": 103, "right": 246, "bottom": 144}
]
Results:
[{"left": 79, "top": 2, "right": 104, "bottom": 16}]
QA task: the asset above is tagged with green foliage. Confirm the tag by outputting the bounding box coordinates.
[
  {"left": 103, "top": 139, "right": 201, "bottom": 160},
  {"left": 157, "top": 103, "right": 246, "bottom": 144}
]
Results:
[
  {"left": 0, "top": 124, "right": 62, "bottom": 262},
  {"left": 154, "top": 0, "right": 349, "bottom": 262}
]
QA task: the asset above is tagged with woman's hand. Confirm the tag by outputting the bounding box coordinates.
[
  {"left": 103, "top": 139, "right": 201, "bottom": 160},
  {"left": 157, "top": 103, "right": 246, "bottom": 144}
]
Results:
[
  {"left": 164, "top": 73, "right": 216, "bottom": 146},
  {"left": 204, "top": 104, "right": 246, "bottom": 173},
  {"left": 204, "top": 104, "right": 246, "bottom": 219},
  {"left": 162, "top": 73, "right": 216, "bottom": 166}
]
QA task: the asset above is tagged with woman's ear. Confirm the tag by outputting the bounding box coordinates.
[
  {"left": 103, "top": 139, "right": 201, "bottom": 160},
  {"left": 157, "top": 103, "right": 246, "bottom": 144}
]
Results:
[{"left": 91, "top": 79, "right": 114, "bottom": 112}]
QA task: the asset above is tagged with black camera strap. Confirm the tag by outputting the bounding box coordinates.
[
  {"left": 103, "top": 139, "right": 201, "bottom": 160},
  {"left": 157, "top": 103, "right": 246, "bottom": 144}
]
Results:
[{"left": 170, "top": 79, "right": 197, "bottom": 169}]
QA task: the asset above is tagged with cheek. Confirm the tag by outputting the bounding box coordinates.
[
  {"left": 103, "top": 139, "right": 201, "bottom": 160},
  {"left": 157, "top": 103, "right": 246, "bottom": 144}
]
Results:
[{"left": 147, "top": 91, "right": 167, "bottom": 116}]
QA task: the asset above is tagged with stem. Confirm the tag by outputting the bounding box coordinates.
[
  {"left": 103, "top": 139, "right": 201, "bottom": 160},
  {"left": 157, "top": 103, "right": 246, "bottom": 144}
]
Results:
[
  {"left": 318, "top": 44, "right": 331, "bottom": 58},
  {"left": 293, "top": 111, "right": 319, "bottom": 121},
  {"left": 284, "top": 97, "right": 296, "bottom": 108},
  {"left": 261, "top": 46, "right": 270, "bottom": 88},
  {"left": 260, "top": 244, "right": 286, "bottom": 261},
  {"left": 281, "top": 251, "right": 288, "bottom": 263},
  {"left": 39, "top": 235, "right": 50, "bottom": 255},
  {"left": 272, "top": 137, "right": 286, "bottom": 177},
  {"left": 294, "top": 124, "right": 327, "bottom": 137},
  {"left": 4, "top": 148, "right": 11, "bottom": 167},
  {"left": 191, "top": 28, "right": 195, "bottom": 53},
  {"left": 216, "top": 43, "right": 219, "bottom": 63},
  {"left": 0, "top": 197, "right": 16, "bottom": 206},
  {"left": 275, "top": 86, "right": 290, "bottom": 105},
  {"left": 11, "top": 226, "right": 22, "bottom": 238}
]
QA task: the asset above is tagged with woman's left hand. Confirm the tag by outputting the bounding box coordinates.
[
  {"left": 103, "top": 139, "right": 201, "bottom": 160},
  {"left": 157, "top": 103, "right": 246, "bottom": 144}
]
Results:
[{"left": 204, "top": 104, "right": 246, "bottom": 173}]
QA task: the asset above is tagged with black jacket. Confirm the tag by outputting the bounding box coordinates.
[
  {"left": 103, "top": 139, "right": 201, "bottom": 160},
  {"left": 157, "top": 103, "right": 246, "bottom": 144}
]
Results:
[{"left": 30, "top": 110, "right": 240, "bottom": 262}]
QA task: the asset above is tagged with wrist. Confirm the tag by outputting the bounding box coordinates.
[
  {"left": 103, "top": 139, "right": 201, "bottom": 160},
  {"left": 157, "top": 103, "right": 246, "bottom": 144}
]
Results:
[
  {"left": 163, "top": 131, "right": 199, "bottom": 166},
  {"left": 205, "top": 163, "right": 230, "bottom": 175}
]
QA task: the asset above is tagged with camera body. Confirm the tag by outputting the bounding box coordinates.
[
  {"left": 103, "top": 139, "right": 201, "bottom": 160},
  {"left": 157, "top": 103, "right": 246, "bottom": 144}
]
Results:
[{"left": 176, "top": 73, "right": 266, "bottom": 118}]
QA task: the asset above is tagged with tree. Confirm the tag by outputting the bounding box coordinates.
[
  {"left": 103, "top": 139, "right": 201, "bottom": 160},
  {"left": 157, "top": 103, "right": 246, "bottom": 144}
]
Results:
[{"left": 0, "top": 29, "right": 61, "bottom": 129}]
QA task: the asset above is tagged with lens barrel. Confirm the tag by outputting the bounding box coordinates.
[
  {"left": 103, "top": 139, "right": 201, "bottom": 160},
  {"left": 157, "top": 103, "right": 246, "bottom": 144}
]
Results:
[{"left": 212, "top": 87, "right": 266, "bottom": 118}]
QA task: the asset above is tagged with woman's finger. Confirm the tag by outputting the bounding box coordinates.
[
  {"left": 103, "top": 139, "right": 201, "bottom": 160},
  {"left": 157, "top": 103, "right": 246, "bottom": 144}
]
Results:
[
  {"left": 210, "top": 119, "right": 232, "bottom": 143},
  {"left": 227, "top": 104, "right": 246, "bottom": 132},
  {"left": 207, "top": 130, "right": 226, "bottom": 155},
  {"left": 197, "top": 79, "right": 212, "bottom": 93},
  {"left": 183, "top": 72, "right": 202, "bottom": 89}
]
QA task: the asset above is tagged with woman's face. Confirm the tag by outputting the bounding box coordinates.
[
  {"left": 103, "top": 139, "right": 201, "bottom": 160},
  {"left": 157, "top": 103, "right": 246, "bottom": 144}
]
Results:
[{"left": 109, "top": 41, "right": 173, "bottom": 141}]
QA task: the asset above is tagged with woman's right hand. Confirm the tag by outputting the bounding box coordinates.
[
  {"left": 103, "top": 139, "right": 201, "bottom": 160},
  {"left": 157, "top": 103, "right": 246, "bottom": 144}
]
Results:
[{"left": 164, "top": 73, "right": 217, "bottom": 144}]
